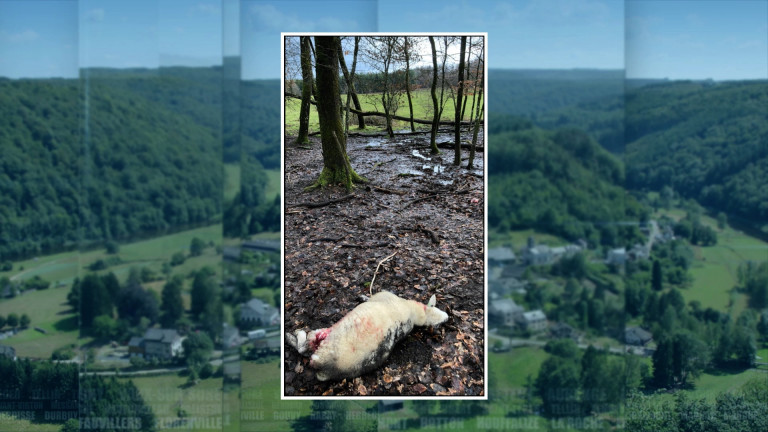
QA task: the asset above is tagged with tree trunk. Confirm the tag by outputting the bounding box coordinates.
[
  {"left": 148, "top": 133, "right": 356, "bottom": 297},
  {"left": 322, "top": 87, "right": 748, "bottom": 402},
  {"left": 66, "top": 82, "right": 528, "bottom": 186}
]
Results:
[
  {"left": 337, "top": 37, "right": 365, "bottom": 129},
  {"left": 404, "top": 37, "right": 415, "bottom": 132},
  {"left": 467, "top": 40, "right": 484, "bottom": 170},
  {"left": 307, "top": 36, "right": 365, "bottom": 191},
  {"left": 454, "top": 36, "right": 467, "bottom": 166},
  {"left": 296, "top": 36, "right": 314, "bottom": 145},
  {"left": 428, "top": 36, "right": 440, "bottom": 154}
]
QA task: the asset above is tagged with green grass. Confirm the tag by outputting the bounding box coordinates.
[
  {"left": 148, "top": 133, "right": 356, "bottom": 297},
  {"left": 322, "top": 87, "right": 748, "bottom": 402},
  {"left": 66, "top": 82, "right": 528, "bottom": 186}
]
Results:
[
  {"left": 654, "top": 206, "right": 768, "bottom": 316},
  {"left": 224, "top": 163, "right": 241, "bottom": 202},
  {"left": 689, "top": 368, "right": 764, "bottom": 401},
  {"left": 489, "top": 229, "right": 568, "bottom": 249},
  {"left": 284, "top": 89, "right": 473, "bottom": 135},
  {"left": 0, "top": 286, "right": 91, "bottom": 358},
  {"left": 241, "top": 360, "right": 312, "bottom": 432},
  {"left": 265, "top": 168, "right": 280, "bottom": 201},
  {"left": 0, "top": 225, "right": 224, "bottom": 359},
  {"left": 127, "top": 373, "right": 224, "bottom": 432},
  {"left": 0, "top": 419, "right": 60, "bottom": 432},
  {"left": 490, "top": 347, "right": 548, "bottom": 390}
]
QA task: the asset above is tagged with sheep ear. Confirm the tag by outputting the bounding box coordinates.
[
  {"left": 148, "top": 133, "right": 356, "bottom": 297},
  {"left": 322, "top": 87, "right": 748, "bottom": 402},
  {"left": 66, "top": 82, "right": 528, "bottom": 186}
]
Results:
[{"left": 427, "top": 294, "right": 436, "bottom": 308}]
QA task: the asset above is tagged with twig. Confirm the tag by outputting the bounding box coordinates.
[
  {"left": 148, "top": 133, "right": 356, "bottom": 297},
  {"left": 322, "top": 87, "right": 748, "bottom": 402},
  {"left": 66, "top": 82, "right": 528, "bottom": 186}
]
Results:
[
  {"left": 310, "top": 236, "right": 345, "bottom": 243},
  {"left": 288, "top": 193, "right": 355, "bottom": 208},
  {"left": 399, "top": 194, "right": 439, "bottom": 212},
  {"left": 369, "top": 250, "right": 397, "bottom": 296},
  {"left": 369, "top": 185, "right": 407, "bottom": 195}
]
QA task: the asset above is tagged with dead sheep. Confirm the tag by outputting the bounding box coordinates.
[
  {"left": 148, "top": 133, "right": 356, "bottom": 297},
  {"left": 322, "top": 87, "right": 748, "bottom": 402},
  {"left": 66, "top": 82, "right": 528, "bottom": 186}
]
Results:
[{"left": 286, "top": 290, "right": 449, "bottom": 381}]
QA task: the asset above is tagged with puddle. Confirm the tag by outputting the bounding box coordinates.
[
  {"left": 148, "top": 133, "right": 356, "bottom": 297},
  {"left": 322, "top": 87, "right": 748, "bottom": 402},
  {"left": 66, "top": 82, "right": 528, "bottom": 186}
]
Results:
[
  {"left": 399, "top": 168, "right": 425, "bottom": 177},
  {"left": 422, "top": 164, "right": 445, "bottom": 174},
  {"left": 364, "top": 137, "right": 387, "bottom": 148}
]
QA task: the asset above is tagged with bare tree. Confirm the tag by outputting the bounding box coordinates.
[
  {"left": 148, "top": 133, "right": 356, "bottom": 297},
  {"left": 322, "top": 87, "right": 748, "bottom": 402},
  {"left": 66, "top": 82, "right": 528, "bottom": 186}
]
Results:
[
  {"left": 453, "top": 36, "right": 467, "bottom": 166},
  {"left": 296, "top": 36, "right": 314, "bottom": 145},
  {"left": 362, "top": 36, "right": 406, "bottom": 138},
  {"left": 306, "top": 36, "right": 365, "bottom": 191},
  {"left": 467, "top": 40, "right": 484, "bottom": 170},
  {"left": 338, "top": 37, "right": 365, "bottom": 130},
  {"left": 403, "top": 36, "right": 416, "bottom": 132},
  {"left": 428, "top": 36, "right": 440, "bottom": 154}
]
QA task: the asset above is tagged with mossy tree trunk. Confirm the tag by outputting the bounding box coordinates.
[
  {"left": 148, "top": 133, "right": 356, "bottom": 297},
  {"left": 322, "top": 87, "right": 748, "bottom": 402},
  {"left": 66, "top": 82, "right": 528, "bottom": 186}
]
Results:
[
  {"left": 306, "top": 36, "right": 366, "bottom": 192},
  {"left": 296, "top": 36, "right": 313, "bottom": 145}
]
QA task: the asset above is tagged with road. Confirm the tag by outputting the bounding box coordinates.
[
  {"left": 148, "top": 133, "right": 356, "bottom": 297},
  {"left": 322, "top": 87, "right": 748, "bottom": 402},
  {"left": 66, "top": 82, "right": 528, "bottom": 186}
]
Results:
[{"left": 488, "top": 330, "right": 650, "bottom": 357}]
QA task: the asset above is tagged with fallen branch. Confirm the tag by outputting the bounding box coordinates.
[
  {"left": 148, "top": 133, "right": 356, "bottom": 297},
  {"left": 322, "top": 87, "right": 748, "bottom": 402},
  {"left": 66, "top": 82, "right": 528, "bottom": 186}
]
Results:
[
  {"left": 369, "top": 250, "right": 398, "bottom": 296},
  {"left": 288, "top": 194, "right": 355, "bottom": 209},
  {"left": 341, "top": 241, "right": 390, "bottom": 249},
  {"left": 399, "top": 194, "right": 439, "bottom": 211},
  {"left": 310, "top": 236, "right": 345, "bottom": 243},
  {"left": 367, "top": 184, "right": 406, "bottom": 195}
]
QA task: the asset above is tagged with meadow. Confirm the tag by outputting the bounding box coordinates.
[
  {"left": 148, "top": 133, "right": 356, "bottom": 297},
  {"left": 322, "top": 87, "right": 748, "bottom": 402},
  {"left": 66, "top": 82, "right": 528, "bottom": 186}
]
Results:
[
  {"left": 0, "top": 224, "right": 224, "bottom": 358},
  {"left": 284, "top": 89, "right": 473, "bottom": 135}
]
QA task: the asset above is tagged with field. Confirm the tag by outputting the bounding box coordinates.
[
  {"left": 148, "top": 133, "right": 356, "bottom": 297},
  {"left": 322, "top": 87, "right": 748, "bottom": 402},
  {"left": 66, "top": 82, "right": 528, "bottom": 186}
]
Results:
[
  {"left": 0, "top": 224, "right": 224, "bottom": 358},
  {"left": 127, "top": 373, "right": 226, "bottom": 432},
  {"left": 676, "top": 214, "right": 765, "bottom": 315},
  {"left": 489, "top": 228, "right": 569, "bottom": 250},
  {"left": 241, "top": 360, "right": 311, "bottom": 432},
  {"left": 224, "top": 165, "right": 280, "bottom": 203},
  {"left": 284, "top": 88, "right": 473, "bottom": 135}
]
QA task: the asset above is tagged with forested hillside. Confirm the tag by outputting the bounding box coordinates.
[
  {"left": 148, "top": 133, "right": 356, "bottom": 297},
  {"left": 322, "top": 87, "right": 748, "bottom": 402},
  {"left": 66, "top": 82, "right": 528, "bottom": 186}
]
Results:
[
  {"left": 0, "top": 64, "right": 280, "bottom": 261},
  {"left": 488, "top": 115, "right": 646, "bottom": 246},
  {"left": 625, "top": 80, "right": 768, "bottom": 223},
  {"left": 488, "top": 69, "right": 625, "bottom": 154}
]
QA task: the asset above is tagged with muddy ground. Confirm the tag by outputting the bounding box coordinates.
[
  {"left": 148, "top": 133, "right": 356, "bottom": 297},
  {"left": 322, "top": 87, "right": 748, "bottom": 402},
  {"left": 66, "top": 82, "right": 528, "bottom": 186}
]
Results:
[{"left": 283, "top": 129, "right": 485, "bottom": 397}]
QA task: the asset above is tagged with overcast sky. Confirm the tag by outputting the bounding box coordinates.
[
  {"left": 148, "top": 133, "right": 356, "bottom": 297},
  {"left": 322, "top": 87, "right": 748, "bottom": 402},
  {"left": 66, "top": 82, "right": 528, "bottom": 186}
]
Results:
[{"left": 0, "top": 0, "right": 766, "bottom": 80}]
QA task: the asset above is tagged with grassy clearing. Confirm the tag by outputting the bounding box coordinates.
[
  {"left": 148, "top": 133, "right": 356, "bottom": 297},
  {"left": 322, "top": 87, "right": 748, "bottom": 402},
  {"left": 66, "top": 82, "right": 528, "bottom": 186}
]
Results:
[
  {"left": 0, "top": 225, "right": 224, "bottom": 359},
  {"left": 0, "top": 286, "right": 89, "bottom": 358},
  {"left": 491, "top": 347, "right": 548, "bottom": 390},
  {"left": 224, "top": 163, "right": 241, "bottom": 202},
  {"left": 654, "top": 206, "right": 767, "bottom": 316},
  {"left": 0, "top": 419, "right": 60, "bottom": 432},
  {"left": 689, "top": 368, "right": 764, "bottom": 401},
  {"left": 241, "top": 360, "right": 312, "bottom": 432},
  {"left": 128, "top": 373, "right": 224, "bottom": 432},
  {"left": 284, "top": 89, "right": 474, "bottom": 135},
  {"left": 489, "top": 229, "right": 568, "bottom": 249},
  {"left": 265, "top": 168, "right": 280, "bottom": 201}
]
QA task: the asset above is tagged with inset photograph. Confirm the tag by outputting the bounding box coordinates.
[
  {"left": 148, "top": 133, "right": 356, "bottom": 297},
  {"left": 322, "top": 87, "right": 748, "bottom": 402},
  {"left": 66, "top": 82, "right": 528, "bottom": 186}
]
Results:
[{"left": 281, "top": 34, "right": 487, "bottom": 398}]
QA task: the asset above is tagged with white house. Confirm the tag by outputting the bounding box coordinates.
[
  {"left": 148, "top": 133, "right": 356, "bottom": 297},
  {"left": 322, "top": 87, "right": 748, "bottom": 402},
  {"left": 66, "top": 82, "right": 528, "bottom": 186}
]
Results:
[{"left": 517, "top": 310, "right": 547, "bottom": 332}]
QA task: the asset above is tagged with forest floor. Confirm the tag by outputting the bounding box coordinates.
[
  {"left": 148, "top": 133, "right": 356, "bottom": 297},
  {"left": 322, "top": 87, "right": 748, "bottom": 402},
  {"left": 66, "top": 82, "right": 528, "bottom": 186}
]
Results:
[{"left": 283, "top": 128, "right": 486, "bottom": 397}]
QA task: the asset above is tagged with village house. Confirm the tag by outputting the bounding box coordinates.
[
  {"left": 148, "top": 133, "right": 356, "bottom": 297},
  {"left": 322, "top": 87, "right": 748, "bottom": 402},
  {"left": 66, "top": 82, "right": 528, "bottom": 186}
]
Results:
[
  {"left": 490, "top": 277, "right": 528, "bottom": 297},
  {"left": 0, "top": 344, "right": 16, "bottom": 360},
  {"left": 130, "top": 328, "right": 185, "bottom": 360},
  {"left": 220, "top": 324, "right": 241, "bottom": 350},
  {"left": 550, "top": 322, "right": 580, "bottom": 341},
  {"left": 489, "top": 298, "right": 524, "bottom": 327},
  {"left": 488, "top": 246, "right": 516, "bottom": 268},
  {"left": 517, "top": 310, "right": 547, "bottom": 332},
  {"left": 524, "top": 244, "right": 553, "bottom": 266},
  {"left": 240, "top": 298, "right": 279, "bottom": 327},
  {"left": 606, "top": 248, "right": 627, "bottom": 266},
  {"left": 624, "top": 326, "right": 653, "bottom": 346}
]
